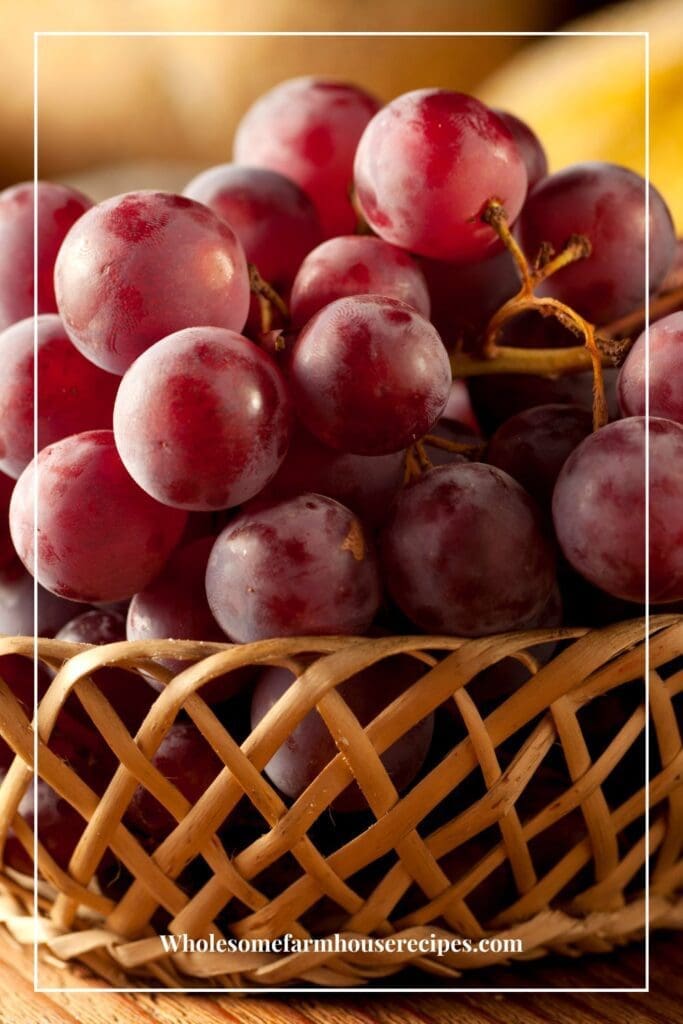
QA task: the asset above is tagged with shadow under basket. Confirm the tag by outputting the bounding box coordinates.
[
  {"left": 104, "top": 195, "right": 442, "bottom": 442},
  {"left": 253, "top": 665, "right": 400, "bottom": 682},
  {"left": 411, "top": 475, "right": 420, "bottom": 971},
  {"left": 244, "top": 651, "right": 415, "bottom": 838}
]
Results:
[{"left": 0, "top": 615, "right": 681, "bottom": 989}]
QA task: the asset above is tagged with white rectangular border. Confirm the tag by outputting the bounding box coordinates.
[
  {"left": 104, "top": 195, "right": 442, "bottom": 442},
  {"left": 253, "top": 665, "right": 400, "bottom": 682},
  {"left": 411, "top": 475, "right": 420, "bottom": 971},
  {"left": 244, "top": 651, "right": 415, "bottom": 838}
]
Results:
[{"left": 33, "top": 28, "right": 651, "bottom": 995}]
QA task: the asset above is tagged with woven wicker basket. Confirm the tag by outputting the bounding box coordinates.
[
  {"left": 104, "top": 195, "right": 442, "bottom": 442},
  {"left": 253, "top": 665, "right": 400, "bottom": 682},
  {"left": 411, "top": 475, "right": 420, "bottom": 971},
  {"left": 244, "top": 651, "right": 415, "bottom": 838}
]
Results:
[{"left": 0, "top": 615, "right": 681, "bottom": 989}]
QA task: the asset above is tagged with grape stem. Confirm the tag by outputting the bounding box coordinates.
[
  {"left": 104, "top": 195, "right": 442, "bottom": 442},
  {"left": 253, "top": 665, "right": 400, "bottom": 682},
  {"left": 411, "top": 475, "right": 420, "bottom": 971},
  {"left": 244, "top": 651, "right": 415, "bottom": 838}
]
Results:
[
  {"left": 478, "top": 200, "right": 607, "bottom": 430},
  {"left": 248, "top": 264, "right": 290, "bottom": 333},
  {"left": 601, "top": 282, "right": 683, "bottom": 340},
  {"left": 423, "top": 433, "right": 486, "bottom": 457}
]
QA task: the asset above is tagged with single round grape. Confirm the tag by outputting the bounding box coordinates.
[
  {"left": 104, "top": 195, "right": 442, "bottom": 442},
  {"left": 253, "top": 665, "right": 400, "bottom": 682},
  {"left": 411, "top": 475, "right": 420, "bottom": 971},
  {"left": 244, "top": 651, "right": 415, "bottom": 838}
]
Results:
[
  {"left": 290, "top": 236, "right": 430, "bottom": 329},
  {"left": 54, "top": 191, "right": 250, "bottom": 375},
  {"left": 260, "top": 425, "right": 406, "bottom": 528},
  {"left": 234, "top": 77, "right": 380, "bottom": 238},
  {"left": 419, "top": 248, "right": 520, "bottom": 349},
  {"left": 250, "top": 658, "right": 434, "bottom": 812},
  {"left": 0, "top": 181, "right": 92, "bottom": 331},
  {"left": 113, "top": 327, "right": 292, "bottom": 510},
  {"left": 127, "top": 537, "right": 252, "bottom": 705},
  {"left": 126, "top": 722, "right": 223, "bottom": 841},
  {"left": 353, "top": 90, "right": 527, "bottom": 262},
  {"left": 0, "top": 560, "right": 83, "bottom": 636},
  {"left": 553, "top": 416, "right": 683, "bottom": 604},
  {"left": 381, "top": 463, "right": 556, "bottom": 636},
  {"left": 492, "top": 109, "right": 548, "bottom": 190},
  {"left": 518, "top": 163, "right": 676, "bottom": 324},
  {"left": 618, "top": 312, "right": 683, "bottom": 424},
  {"left": 183, "top": 164, "right": 322, "bottom": 294},
  {"left": 206, "top": 494, "right": 381, "bottom": 642},
  {"left": 9, "top": 430, "right": 187, "bottom": 602},
  {"left": 488, "top": 404, "right": 593, "bottom": 513},
  {"left": 56, "top": 610, "right": 155, "bottom": 734},
  {"left": 0, "top": 315, "right": 120, "bottom": 479},
  {"left": 0, "top": 472, "right": 15, "bottom": 569},
  {"left": 290, "top": 295, "right": 451, "bottom": 456},
  {"left": 468, "top": 367, "right": 620, "bottom": 435}
]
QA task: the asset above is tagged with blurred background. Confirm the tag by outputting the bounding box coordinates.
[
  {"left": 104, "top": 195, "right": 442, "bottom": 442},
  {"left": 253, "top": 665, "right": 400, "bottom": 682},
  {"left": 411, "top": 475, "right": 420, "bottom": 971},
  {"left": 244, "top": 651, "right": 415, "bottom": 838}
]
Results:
[{"left": 2, "top": 0, "right": 681, "bottom": 225}]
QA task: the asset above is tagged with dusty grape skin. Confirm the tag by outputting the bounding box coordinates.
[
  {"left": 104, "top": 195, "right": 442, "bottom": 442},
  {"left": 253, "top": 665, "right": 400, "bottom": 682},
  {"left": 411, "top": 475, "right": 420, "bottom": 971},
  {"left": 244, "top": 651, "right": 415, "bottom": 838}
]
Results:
[
  {"left": 617, "top": 312, "right": 683, "bottom": 424},
  {"left": 290, "top": 295, "right": 451, "bottom": 456},
  {"left": 259, "top": 425, "right": 406, "bottom": 529},
  {"left": 183, "top": 164, "right": 322, "bottom": 294},
  {"left": 518, "top": 163, "right": 676, "bottom": 324},
  {"left": 0, "top": 181, "right": 92, "bottom": 331},
  {"left": 290, "top": 235, "right": 430, "bottom": 329},
  {"left": 250, "top": 659, "right": 434, "bottom": 812},
  {"left": 9, "top": 430, "right": 187, "bottom": 603},
  {"left": 0, "top": 560, "right": 83, "bottom": 636},
  {"left": 206, "top": 494, "right": 381, "bottom": 643},
  {"left": 380, "top": 463, "right": 556, "bottom": 637},
  {"left": 552, "top": 417, "right": 683, "bottom": 604},
  {"left": 419, "top": 248, "right": 520, "bottom": 349},
  {"left": 0, "top": 472, "right": 15, "bottom": 569},
  {"left": 487, "top": 404, "right": 593, "bottom": 513},
  {"left": 113, "top": 327, "right": 292, "bottom": 511},
  {"left": 492, "top": 109, "right": 548, "bottom": 190},
  {"left": 54, "top": 191, "right": 250, "bottom": 375},
  {"left": 126, "top": 722, "right": 223, "bottom": 841},
  {"left": 353, "top": 90, "right": 527, "bottom": 262},
  {"left": 56, "top": 610, "right": 155, "bottom": 734},
  {"left": 127, "top": 537, "right": 252, "bottom": 705},
  {"left": 468, "top": 367, "right": 620, "bottom": 435},
  {"left": 0, "top": 315, "right": 120, "bottom": 479},
  {"left": 234, "top": 77, "right": 380, "bottom": 238}
]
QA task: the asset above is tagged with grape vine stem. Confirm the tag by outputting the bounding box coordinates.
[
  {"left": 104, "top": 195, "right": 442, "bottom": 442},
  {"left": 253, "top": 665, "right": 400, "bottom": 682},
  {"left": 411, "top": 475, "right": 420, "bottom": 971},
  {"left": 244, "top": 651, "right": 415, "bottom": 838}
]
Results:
[{"left": 475, "top": 200, "right": 608, "bottom": 430}]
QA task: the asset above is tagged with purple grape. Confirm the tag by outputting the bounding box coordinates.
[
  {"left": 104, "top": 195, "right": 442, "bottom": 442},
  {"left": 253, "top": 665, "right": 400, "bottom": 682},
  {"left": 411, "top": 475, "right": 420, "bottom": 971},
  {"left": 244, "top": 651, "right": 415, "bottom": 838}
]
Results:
[
  {"left": 381, "top": 463, "right": 556, "bottom": 636},
  {"left": 552, "top": 417, "right": 683, "bottom": 603},
  {"left": 206, "top": 494, "right": 381, "bottom": 642},
  {"left": 492, "top": 109, "right": 548, "bottom": 190},
  {"left": 487, "top": 404, "right": 593, "bottom": 512},
  {"left": 250, "top": 658, "right": 434, "bottom": 811},
  {"left": 618, "top": 312, "right": 683, "bottom": 424}
]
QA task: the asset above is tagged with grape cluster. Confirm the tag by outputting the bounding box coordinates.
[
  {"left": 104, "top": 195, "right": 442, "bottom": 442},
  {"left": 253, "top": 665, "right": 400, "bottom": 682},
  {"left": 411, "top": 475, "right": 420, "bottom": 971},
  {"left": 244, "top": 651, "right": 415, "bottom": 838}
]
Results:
[{"left": 1, "top": 77, "right": 681, "bottom": 861}]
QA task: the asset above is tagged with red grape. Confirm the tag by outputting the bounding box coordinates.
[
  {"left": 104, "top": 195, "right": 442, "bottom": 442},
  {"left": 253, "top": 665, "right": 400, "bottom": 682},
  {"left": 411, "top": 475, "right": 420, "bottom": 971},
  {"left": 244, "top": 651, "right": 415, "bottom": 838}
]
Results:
[
  {"left": 9, "top": 430, "right": 187, "bottom": 602},
  {"left": 0, "top": 560, "right": 83, "bottom": 637},
  {"left": 289, "top": 295, "right": 451, "bottom": 456},
  {"left": 381, "top": 463, "right": 555, "bottom": 636},
  {"left": 487, "top": 403, "right": 593, "bottom": 513},
  {"left": 126, "top": 722, "right": 223, "bottom": 841},
  {"left": 617, "top": 312, "right": 683, "bottom": 423},
  {"left": 518, "top": 163, "right": 676, "bottom": 324},
  {"left": 492, "top": 109, "right": 548, "bottom": 190},
  {"left": 0, "top": 181, "right": 92, "bottom": 331},
  {"left": 260, "top": 425, "right": 406, "bottom": 528},
  {"left": 0, "top": 472, "right": 15, "bottom": 569},
  {"left": 0, "top": 315, "right": 119, "bottom": 479},
  {"left": 419, "top": 248, "right": 519, "bottom": 348},
  {"left": 205, "top": 494, "right": 381, "bottom": 642},
  {"left": 54, "top": 191, "right": 250, "bottom": 375},
  {"left": 353, "top": 90, "right": 527, "bottom": 262},
  {"left": 113, "top": 327, "right": 292, "bottom": 510},
  {"left": 183, "top": 164, "right": 322, "bottom": 293},
  {"left": 552, "top": 416, "right": 683, "bottom": 604},
  {"left": 290, "top": 236, "right": 430, "bottom": 329},
  {"left": 56, "top": 610, "right": 155, "bottom": 734},
  {"left": 250, "top": 658, "right": 434, "bottom": 811},
  {"left": 234, "top": 77, "right": 380, "bottom": 238},
  {"left": 127, "top": 537, "right": 252, "bottom": 705}
]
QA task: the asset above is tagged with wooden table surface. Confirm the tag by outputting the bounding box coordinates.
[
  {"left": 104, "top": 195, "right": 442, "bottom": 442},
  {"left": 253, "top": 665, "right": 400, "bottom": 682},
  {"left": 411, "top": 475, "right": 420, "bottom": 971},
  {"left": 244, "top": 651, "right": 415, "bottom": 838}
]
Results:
[{"left": 0, "top": 931, "right": 681, "bottom": 1024}]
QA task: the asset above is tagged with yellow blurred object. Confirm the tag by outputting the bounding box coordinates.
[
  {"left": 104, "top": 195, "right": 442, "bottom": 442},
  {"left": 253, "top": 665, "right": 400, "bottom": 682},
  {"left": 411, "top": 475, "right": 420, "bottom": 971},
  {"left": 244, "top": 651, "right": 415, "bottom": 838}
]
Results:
[{"left": 479, "top": 0, "right": 683, "bottom": 229}]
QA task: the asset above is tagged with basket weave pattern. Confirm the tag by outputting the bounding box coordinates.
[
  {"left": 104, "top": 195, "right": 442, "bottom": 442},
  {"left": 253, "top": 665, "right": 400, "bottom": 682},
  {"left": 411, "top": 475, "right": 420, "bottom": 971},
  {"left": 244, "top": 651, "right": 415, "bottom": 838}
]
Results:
[{"left": 0, "top": 615, "right": 681, "bottom": 988}]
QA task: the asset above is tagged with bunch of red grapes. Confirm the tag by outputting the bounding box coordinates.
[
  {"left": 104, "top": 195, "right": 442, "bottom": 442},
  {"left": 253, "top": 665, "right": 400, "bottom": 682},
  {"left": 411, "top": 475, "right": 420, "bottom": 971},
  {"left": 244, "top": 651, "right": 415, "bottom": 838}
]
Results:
[{"left": 0, "top": 78, "right": 681, "bottom": 884}]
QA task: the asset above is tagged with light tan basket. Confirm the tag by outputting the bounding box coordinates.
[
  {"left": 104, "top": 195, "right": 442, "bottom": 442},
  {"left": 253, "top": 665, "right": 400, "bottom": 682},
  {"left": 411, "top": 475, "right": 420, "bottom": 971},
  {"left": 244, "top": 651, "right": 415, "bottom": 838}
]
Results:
[{"left": 0, "top": 615, "right": 681, "bottom": 989}]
